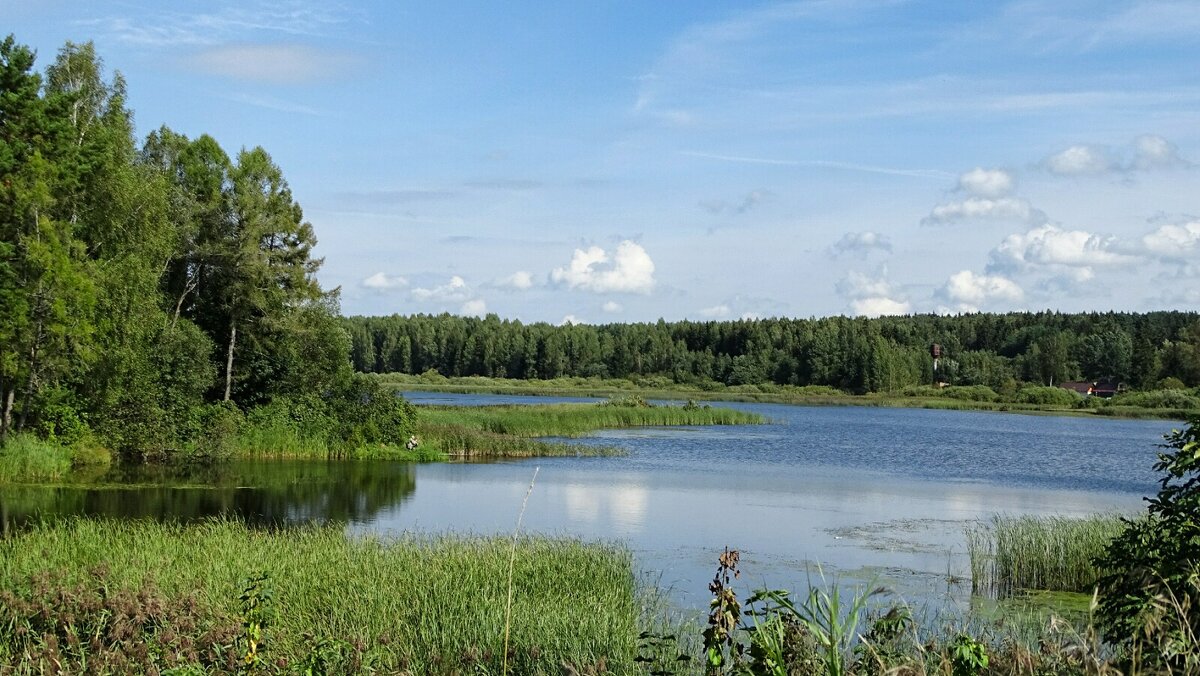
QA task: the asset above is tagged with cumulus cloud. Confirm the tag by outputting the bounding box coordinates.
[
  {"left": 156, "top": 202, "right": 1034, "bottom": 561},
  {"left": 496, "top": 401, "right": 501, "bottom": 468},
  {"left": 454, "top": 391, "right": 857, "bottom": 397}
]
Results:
[
  {"left": 1133, "top": 134, "right": 1189, "bottom": 170},
  {"left": 602, "top": 301, "right": 623, "bottom": 313},
  {"left": 851, "top": 297, "right": 911, "bottom": 317},
  {"left": 497, "top": 270, "right": 534, "bottom": 290},
  {"left": 360, "top": 272, "right": 408, "bottom": 290},
  {"left": 698, "top": 304, "right": 732, "bottom": 318},
  {"left": 836, "top": 270, "right": 910, "bottom": 317},
  {"left": 187, "top": 44, "right": 359, "bottom": 84},
  {"left": 922, "top": 197, "right": 1047, "bottom": 226},
  {"left": 831, "top": 231, "right": 893, "bottom": 256},
  {"left": 550, "top": 240, "right": 656, "bottom": 294},
  {"left": 938, "top": 270, "right": 1023, "bottom": 313},
  {"left": 958, "top": 168, "right": 1015, "bottom": 198},
  {"left": 560, "top": 315, "right": 584, "bottom": 326},
  {"left": 1042, "top": 145, "right": 1117, "bottom": 175},
  {"left": 460, "top": 299, "right": 487, "bottom": 316},
  {"left": 988, "top": 224, "right": 1135, "bottom": 275},
  {"left": 412, "top": 275, "right": 471, "bottom": 302},
  {"left": 1142, "top": 220, "right": 1200, "bottom": 261},
  {"left": 1042, "top": 135, "right": 1190, "bottom": 175}
]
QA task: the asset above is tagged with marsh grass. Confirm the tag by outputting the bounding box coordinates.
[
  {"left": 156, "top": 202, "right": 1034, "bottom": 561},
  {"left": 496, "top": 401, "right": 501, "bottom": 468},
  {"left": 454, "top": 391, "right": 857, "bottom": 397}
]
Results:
[
  {"left": 967, "top": 514, "right": 1128, "bottom": 597},
  {"left": 418, "top": 402, "right": 764, "bottom": 438},
  {"left": 0, "top": 433, "right": 74, "bottom": 481},
  {"left": 0, "top": 518, "right": 638, "bottom": 674}
]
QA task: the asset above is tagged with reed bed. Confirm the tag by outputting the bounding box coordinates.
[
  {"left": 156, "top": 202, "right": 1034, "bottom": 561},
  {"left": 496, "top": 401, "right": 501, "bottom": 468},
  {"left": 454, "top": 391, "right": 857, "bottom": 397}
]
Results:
[
  {"left": 418, "top": 402, "right": 764, "bottom": 439},
  {"left": 967, "top": 514, "right": 1127, "bottom": 597},
  {"left": 418, "top": 423, "right": 624, "bottom": 458},
  {"left": 0, "top": 518, "right": 638, "bottom": 674}
]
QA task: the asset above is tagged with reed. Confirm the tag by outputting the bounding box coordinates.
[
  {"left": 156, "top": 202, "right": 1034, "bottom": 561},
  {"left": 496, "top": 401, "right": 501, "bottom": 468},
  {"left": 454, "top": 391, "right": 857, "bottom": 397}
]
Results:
[
  {"left": 0, "top": 434, "right": 73, "bottom": 482},
  {"left": 0, "top": 518, "right": 638, "bottom": 674},
  {"left": 967, "top": 514, "right": 1127, "bottom": 597},
  {"left": 418, "top": 401, "right": 765, "bottom": 439}
]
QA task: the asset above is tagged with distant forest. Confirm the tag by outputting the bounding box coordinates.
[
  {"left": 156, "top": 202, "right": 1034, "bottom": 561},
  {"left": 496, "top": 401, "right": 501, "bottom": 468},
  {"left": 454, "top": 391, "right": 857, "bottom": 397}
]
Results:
[{"left": 345, "top": 312, "right": 1200, "bottom": 393}]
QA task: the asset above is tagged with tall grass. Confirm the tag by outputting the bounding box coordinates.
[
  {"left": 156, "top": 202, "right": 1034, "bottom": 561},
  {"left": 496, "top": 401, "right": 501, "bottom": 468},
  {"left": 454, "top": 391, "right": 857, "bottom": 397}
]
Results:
[
  {"left": 0, "top": 518, "right": 638, "bottom": 674},
  {"left": 0, "top": 433, "right": 74, "bottom": 481},
  {"left": 967, "top": 514, "right": 1127, "bottom": 597},
  {"left": 419, "top": 402, "right": 764, "bottom": 438}
]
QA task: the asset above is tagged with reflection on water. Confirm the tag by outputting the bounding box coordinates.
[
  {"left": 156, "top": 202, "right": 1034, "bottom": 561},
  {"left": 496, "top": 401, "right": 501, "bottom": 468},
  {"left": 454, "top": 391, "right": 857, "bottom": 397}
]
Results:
[
  {"left": 0, "top": 460, "right": 416, "bottom": 533},
  {"left": 1, "top": 393, "right": 1177, "bottom": 609}
]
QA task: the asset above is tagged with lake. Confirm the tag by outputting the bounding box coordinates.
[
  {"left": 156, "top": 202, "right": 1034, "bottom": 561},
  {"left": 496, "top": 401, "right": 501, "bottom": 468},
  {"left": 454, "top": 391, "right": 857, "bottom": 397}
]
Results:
[{"left": 0, "top": 392, "right": 1176, "bottom": 610}]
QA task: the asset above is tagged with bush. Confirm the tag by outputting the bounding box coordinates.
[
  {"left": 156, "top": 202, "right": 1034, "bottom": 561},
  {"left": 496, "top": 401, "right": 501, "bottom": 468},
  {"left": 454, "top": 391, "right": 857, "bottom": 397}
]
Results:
[
  {"left": 1096, "top": 418, "right": 1200, "bottom": 667},
  {"left": 1014, "top": 386, "right": 1081, "bottom": 406},
  {"left": 942, "top": 385, "right": 1000, "bottom": 402},
  {"left": 1109, "top": 389, "right": 1200, "bottom": 411},
  {"left": 1158, "top": 376, "right": 1188, "bottom": 390}
]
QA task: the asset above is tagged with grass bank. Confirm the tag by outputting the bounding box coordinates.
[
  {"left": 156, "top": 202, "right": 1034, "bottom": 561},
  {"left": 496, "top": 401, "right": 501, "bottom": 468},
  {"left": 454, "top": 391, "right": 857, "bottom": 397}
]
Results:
[
  {"left": 967, "top": 513, "right": 1128, "bottom": 597},
  {"left": 377, "top": 372, "right": 1198, "bottom": 421},
  {"left": 0, "top": 519, "right": 637, "bottom": 674}
]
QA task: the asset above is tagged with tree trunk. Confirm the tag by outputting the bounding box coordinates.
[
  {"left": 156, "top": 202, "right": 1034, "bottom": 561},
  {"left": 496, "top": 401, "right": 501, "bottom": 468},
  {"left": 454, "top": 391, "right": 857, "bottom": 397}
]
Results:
[
  {"left": 0, "top": 381, "right": 13, "bottom": 442},
  {"left": 224, "top": 321, "right": 237, "bottom": 402}
]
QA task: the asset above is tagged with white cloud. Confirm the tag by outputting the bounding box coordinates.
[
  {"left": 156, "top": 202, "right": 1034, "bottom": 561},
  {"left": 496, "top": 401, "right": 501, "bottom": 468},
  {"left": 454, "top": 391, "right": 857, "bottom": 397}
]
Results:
[
  {"left": 1142, "top": 220, "right": 1200, "bottom": 260},
  {"left": 550, "top": 240, "right": 656, "bottom": 294},
  {"left": 497, "top": 270, "right": 534, "bottom": 290},
  {"left": 1041, "top": 136, "right": 1189, "bottom": 176},
  {"left": 922, "top": 197, "right": 1047, "bottom": 226},
  {"left": 988, "top": 224, "right": 1135, "bottom": 275},
  {"left": 831, "top": 231, "right": 893, "bottom": 256},
  {"left": 698, "top": 304, "right": 732, "bottom": 318},
  {"left": 602, "top": 301, "right": 623, "bottom": 313},
  {"left": 560, "top": 314, "right": 584, "bottom": 326},
  {"left": 1133, "top": 134, "right": 1188, "bottom": 170},
  {"left": 958, "top": 168, "right": 1015, "bottom": 198},
  {"left": 851, "top": 297, "right": 911, "bottom": 317},
  {"left": 1042, "top": 145, "right": 1117, "bottom": 175},
  {"left": 459, "top": 299, "right": 487, "bottom": 316},
  {"left": 836, "top": 270, "right": 910, "bottom": 317},
  {"left": 412, "top": 275, "right": 471, "bottom": 302},
  {"left": 187, "top": 44, "right": 358, "bottom": 83},
  {"left": 360, "top": 272, "right": 408, "bottom": 290},
  {"left": 740, "top": 311, "right": 764, "bottom": 321},
  {"left": 939, "top": 270, "right": 1023, "bottom": 312}
]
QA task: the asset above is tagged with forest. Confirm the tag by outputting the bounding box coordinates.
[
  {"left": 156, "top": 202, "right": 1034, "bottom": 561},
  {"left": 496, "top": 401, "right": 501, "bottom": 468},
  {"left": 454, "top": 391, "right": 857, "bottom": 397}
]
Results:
[
  {"left": 0, "top": 36, "right": 410, "bottom": 461},
  {"left": 345, "top": 311, "right": 1200, "bottom": 393}
]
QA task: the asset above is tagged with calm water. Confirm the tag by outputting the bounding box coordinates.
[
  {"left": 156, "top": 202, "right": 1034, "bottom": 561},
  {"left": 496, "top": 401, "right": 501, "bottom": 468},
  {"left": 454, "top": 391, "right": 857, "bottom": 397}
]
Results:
[{"left": 1, "top": 392, "right": 1176, "bottom": 608}]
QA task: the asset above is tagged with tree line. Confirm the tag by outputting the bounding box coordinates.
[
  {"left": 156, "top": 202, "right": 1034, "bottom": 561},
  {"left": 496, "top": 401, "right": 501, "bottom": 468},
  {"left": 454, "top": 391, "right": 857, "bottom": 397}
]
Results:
[
  {"left": 345, "top": 311, "right": 1200, "bottom": 392},
  {"left": 0, "top": 36, "right": 405, "bottom": 458}
]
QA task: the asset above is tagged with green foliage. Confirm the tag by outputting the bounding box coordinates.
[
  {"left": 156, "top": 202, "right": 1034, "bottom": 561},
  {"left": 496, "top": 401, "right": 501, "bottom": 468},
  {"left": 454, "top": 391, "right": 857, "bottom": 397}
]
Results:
[
  {"left": 948, "top": 634, "right": 989, "bottom": 676},
  {"left": 0, "top": 432, "right": 73, "bottom": 481},
  {"left": 1014, "top": 385, "right": 1081, "bottom": 406},
  {"left": 1108, "top": 388, "right": 1200, "bottom": 410},
  {"left": 1095, "top": 418, "right": 1200, "bottom": 666}
]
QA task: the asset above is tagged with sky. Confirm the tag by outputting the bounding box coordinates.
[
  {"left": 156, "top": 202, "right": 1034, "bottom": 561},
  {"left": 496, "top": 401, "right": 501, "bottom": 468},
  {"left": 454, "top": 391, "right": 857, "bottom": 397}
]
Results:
[{"left": 6, "top": 1, "right": 1200, "bottom": 324}]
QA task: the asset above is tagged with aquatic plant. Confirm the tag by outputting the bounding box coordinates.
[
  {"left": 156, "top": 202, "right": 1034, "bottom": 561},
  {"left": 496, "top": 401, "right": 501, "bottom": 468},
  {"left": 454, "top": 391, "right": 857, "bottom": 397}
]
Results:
[{"left": 966, "top": 514, "right": 1126, "bottom": 596}]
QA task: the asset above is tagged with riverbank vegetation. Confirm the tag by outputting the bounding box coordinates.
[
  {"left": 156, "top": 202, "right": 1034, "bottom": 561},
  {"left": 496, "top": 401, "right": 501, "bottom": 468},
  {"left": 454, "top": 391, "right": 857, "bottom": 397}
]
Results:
[
  {"left": 378, "top": 372, "right": 1199, "bottom": 419},
  {"left": 0, "top": 519, "right": 636, "bottom": 674}
]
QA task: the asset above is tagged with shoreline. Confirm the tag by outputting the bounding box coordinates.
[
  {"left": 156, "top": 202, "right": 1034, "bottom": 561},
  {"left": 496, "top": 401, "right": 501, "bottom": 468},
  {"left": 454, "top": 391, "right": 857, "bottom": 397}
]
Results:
[{"left": 386, "top": 378, "right": 1196, "bottom": 422}]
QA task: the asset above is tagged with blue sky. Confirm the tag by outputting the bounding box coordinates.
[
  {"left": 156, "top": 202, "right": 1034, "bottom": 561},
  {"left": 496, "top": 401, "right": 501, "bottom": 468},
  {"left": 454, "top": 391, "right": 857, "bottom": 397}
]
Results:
[{"left": 7, "top": 1, "right": 1200, "bottom": 322}]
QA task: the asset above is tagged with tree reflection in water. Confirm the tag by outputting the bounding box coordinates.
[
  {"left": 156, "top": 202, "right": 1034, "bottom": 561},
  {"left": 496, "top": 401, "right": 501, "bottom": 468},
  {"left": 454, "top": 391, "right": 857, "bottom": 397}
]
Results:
[{"left": 0, "top": 460, "right": 417, "bottom": 534}]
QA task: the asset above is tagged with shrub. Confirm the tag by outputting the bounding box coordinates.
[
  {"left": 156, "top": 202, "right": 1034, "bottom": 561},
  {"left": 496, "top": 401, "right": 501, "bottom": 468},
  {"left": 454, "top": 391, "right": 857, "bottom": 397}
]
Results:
[
  {"left": 942, "top": 385, "right": 1000, "bottom": 402},
  {"left": 1109, "top": 389, "right": 1200, "bottom": 410},
  {"left": 1158, "top": 376, "right": 1187, "bottom": 390},
  {"left": 1014, "top": 386, "right": 1080, "bottom": 406},
  {"left": 1095, "top": 418, "right": 1200, "bottom": 667}
]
